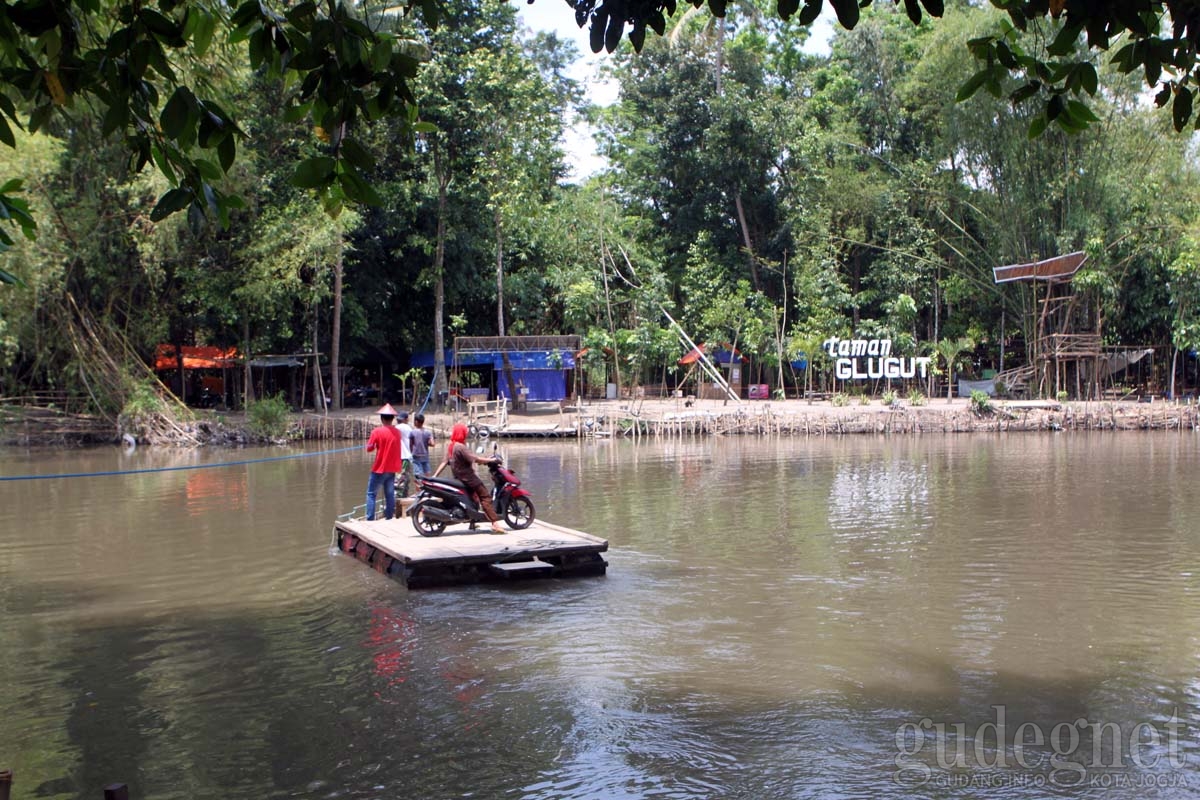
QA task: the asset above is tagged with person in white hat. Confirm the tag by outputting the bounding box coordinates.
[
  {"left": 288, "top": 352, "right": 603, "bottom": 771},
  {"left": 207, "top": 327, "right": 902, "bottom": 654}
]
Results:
[{"left": 364, "top": 403, "right": 402, "bottom": 519}]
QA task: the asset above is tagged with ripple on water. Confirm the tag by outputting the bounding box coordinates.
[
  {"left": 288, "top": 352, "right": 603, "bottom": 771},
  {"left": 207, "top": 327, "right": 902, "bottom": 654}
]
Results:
[{"left": 4, "top": 437, "right": 1200, "bottom": 799}]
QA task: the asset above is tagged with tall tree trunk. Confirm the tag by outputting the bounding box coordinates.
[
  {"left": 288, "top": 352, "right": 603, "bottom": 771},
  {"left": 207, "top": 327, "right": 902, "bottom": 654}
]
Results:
[
  {"left": 714, "top": 18, "right": 759, "bottom": 294},
  {"left": 242, "top": 316, "right": 255, "bottom": 406},
  {"left": 312, "top": 307, "right": 323, "bottom": 413},
  {"left": 495, "top": 206, "right": 505, "bottom": 336},
  {"left": 734, "top": 193, "right": 760, "bottom": 290},
  {"left": 330, "top": 234, "right": 344, "bottom": 411},
  {"left": 494, "top": 207, "right": 520, "bottom": 408},
  {"left": 601, "top": 244, "right": 622, "bottom": 396},
  {"left": 1170, "top": 346, "right": 1179, "bottom": 399},
  {"left": 433, "top": 142, "right": 450, "bottom": 398}
]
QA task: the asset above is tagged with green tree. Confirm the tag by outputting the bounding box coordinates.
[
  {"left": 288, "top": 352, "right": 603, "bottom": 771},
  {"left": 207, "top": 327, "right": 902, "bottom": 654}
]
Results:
[{"left": 933, "top": 335, "right": 973, "bottom": 401}]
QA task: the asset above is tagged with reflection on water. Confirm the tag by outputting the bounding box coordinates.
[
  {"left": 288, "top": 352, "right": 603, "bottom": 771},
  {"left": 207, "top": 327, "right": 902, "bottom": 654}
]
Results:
[{"left": 2, "top": 433, "right": 1200, "bottom": 798}]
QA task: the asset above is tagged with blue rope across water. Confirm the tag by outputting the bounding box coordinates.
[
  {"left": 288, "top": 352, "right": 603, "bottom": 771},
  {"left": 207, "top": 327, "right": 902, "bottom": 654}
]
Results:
[{"left": 0, "top": 445, "right": 361, "bottom": 482}]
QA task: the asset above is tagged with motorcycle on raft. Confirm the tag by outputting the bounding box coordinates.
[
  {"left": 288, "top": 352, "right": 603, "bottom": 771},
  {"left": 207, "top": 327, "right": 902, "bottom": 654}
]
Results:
[{"left": 408, "top": 446, "right": 536, "bottom": 536}]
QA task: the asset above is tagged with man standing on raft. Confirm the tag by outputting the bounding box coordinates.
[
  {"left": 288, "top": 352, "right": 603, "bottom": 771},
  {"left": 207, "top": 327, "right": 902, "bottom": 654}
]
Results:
[{"left": 364, "top": 403, "right": 402, "bottom": 520}]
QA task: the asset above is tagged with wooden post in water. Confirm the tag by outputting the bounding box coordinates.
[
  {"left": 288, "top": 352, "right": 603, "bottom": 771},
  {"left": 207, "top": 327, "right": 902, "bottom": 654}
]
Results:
[
  {"left": 103, "top": 785, "right": 129, "bottom": 800},
  {"left": 1, "top": 769, "right": 13, "bottom": 800}
]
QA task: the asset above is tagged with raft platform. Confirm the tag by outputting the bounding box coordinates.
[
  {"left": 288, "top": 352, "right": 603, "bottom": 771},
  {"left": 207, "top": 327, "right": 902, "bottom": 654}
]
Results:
[{"left": 332, "top": 516, "right": 608, "bottom": 588}]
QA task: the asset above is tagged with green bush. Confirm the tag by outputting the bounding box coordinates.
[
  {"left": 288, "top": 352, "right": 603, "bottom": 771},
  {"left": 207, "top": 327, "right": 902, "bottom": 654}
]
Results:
[
  {"left": 246, "top": 393, "right": 295, "bottom": 440},
  {"left": 1056, "top": 390, "right": 1068, "bottom": 402},
  {"left": 832, "top": 392, "right": 850, "bottom": 407},
  {"left": 881, "top": 390, "right": 898, "bottom": 406},
  {"left": 121, "top": 379, "right": 170, "bottom": 422},
  {"left": 970, "top": 389, "right": 993, "bottom": 414},
  {"left": 908, "top": 389, "right": 926, "bottom": 406},
  {"left": 859, "top": 393, "right": 872, "bottom": 406}
]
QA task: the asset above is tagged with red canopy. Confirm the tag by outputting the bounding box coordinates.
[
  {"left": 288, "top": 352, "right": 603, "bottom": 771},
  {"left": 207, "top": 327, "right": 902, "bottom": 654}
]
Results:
[
  {"left": 678, "top": 343, "right": 744, "bottom": 365},
  {"left": 155, "top": 344, "right": 239, "bottom": 371}
]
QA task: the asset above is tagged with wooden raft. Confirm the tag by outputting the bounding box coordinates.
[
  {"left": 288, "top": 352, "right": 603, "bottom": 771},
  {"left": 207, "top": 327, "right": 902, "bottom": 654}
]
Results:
[{"left": 332, "top": 517, "right": 608, "bottom": 588}]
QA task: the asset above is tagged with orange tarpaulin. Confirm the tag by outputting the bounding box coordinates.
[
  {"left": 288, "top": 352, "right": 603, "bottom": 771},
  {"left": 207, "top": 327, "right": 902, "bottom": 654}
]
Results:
[
  {"left": 678, "top": 343, "right": 745, "bottom": 364},
  {"left": 155, "top": 344, "right": 239, "bottom": 371}
]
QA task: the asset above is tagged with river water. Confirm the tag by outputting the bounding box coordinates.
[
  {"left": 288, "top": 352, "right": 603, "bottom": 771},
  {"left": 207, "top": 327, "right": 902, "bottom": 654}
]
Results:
[{"left": 2, "top": 432, "right": 1199, "bottom": 799}]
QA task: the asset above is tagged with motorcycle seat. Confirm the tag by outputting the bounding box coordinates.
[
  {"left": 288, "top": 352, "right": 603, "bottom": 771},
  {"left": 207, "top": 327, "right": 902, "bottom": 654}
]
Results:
[{"left": 422, "top": 476, "right": 467, "bottom": 490}]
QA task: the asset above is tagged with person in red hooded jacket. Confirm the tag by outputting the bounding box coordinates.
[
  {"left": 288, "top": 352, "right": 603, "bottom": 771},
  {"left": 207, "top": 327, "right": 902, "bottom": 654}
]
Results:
[{"left": 433, "top": 423, "right": 505, "bottom": 533}]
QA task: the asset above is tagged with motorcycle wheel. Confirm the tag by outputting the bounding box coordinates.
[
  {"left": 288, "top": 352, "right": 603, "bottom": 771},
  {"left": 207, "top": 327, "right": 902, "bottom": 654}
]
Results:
[
  {"left": 504, "top": 496, "right": 535, "bottom": 530},
  {"left": 411, "top": 501, "right": 447, "bottom": 537}
]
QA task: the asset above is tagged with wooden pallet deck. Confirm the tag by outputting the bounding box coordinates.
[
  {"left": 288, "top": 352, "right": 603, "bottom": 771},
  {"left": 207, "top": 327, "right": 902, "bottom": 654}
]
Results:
[
  {"left": 332, "top": 516, "right": 608, "bottom": 588},
  {"left": 495, "top": 424, "right": 578, "bottom": 437}
]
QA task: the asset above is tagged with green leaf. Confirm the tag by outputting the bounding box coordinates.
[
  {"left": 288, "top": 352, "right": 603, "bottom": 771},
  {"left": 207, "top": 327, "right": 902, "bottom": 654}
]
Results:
[
  {"left": 0, "top": 265, "right": 23, "bottom": 286},
  {"left": 150, "top": 187, "right": 193, "bottom": 221},
  {"left": 995, "top": 41, "right": 1018, "bottom": 69},
  {"left": 829, "top": 0, "right": 858, "bottom": 29},
  {"left": 421, "top": 0, "right": 439, "bottom": 30},
  {"left": 0, "top": 92, "right": 17, "bottom": 122},
  {"left": 193, "top": 9, "right": 216, "bottom": 57},
  {"left": 1110, "top": 42, "right": 1137, "bottom": 73},
  {"left": 413, "top": 121, "right": 438, "bottom": 134},
  {"left": 1067, "top": 99, "right": 1100, "bottom": 123},
  {"left": 195, "top": 159, "right": 223, "bottom": 181},
  {"left": 920, "top": 0, "right": 943, "bottom": 16},
  {"left": 230, "top": 1, "right": 262, "bottom": 28},
  {"left": 708, "top": 0, "right": 727, "bottom": 16},
  {"left": 371, "top": 39, "right": 393, "bottom": 72},
  {"left": 777, "top": 0, "right": 800, "bottom": 21},
  {"left": 218, "top": 134, "right": 236, "bottom": 172},
  {"left": 101, "top": 102, "right": 128, "bottom": 136},
  {"left": 284, "top": 101, "right": 313, "bottom": 123},
  {"left": 1144, "top": 56, "right": 1161, "bottom": 85},
  {"left": 1009, "top": 81, "right": 1041, "bottom": 104},
  {"left": 0, "top": 115, "right": 14, "bottom": 149},
  {"left": 796, "top": 0, "right": 821, "bottom": 25},
  {"left": 284, "top": 2, "right": 318, "bottom": 27},
  {"left": 26, "top": 104, "right": 51, "bottom": 135},
  {"left": 630, "top": 19, "right": 646, "bottom": 51},
  {"left": 0, "top": 179, "right": 23, "bottom": 193},
  {"left": 604, "top": 11, "right": 623, "bottom": 52},
  {"left": 160, "top": 86, "right": 195, "bottom": 140},
  {"left": 1173, "top": 86, "right": 1193, "bottom": 131},
  {"left": 903, "top": 0, "right": 921, "bottom": 25},
  {"left": 340, "top": 136, "right": 376, "bottom": 171},
  {"left": 589, "top": 10, "right": 606, "bottom": 53},
  {"left": 1079, "top": 63, "right": 1098, "bottom": 95},
  {"left": 1027, "top": 115, "right": 1048, "bottom": 138},
  {"left": 292, "top": 156, "right": 336, "bottom": 188},
  {"left": 337, "top": 166, "right": 383, "bottom": 206},
  {"left": 138, "top": 8, "right": 183, "bottom": 42},
  {"left": 150, "top": 145, "right": 177, "bottom": 184},
  {"left": 956, "top": 69, "right": 988, "bottom": 102},
  {"left": 1047, "top": 21, "right": 1082, "bottom": 57},
  {"left": 1047, "top": 93, "right": 1064, "bottom": 121}
]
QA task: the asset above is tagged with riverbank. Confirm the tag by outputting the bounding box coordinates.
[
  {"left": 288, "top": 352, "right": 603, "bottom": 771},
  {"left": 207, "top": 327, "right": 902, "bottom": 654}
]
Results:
[
  {"left": 294, "top": 396, "right": 1200, "bottom": 441},
  {"left": 3, "top": 396, "right": 1197, "bottom": 447}
]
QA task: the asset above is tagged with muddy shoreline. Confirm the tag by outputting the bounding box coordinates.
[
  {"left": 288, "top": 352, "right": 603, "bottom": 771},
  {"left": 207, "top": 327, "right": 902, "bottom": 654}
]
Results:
[{"left": 3, "top": 397, "right": 1198, "bottom": 448}]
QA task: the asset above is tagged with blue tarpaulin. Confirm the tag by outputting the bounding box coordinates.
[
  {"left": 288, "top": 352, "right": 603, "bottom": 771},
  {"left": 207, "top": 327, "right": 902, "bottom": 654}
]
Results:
[
  {"left": 499, "top": 370, "right": 566, "bottom": 402},
  {"left": 407, "top": 349, "right": 576, "bottom": 401},
  {"left": 409, "top": 349, "right": 576, "bottom": 370},
  {"left": 409, "top": 349, "right": 493, "bottom": 368}
]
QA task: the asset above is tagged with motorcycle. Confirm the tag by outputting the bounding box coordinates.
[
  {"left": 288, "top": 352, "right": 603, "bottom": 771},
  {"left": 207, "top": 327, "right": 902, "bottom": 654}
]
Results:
[{"left": 409, "top": 447, "right": 536, "bottom": 536}]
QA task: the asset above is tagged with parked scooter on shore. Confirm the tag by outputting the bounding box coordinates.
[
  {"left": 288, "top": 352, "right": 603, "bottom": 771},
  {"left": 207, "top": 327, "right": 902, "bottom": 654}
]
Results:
[{"left": 409, "top": 446, "right": 536, "bottom": 536}]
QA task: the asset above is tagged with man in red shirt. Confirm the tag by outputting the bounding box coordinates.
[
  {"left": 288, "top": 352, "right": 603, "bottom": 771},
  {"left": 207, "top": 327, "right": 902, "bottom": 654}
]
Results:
[{"left": 365, "top": 403, "right": 402, "bottom": 520}]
